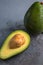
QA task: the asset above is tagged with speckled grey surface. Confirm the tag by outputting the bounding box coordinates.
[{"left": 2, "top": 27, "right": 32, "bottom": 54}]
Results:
[{"left": 0, "top": 0, "right": 43, "bottom": 65}]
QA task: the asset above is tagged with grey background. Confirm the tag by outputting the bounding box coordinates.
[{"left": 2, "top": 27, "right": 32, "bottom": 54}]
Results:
[{"left": 0, "top": 0, "right": 43, "bottom": 65}]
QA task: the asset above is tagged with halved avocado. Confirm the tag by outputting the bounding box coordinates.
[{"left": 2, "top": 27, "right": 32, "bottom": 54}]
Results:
[
  {"left": 1, "top": 30, "right": 30, "bottom": 60},
  {"left": 0, "top": 50, "right": 1, "bottom": 57}
]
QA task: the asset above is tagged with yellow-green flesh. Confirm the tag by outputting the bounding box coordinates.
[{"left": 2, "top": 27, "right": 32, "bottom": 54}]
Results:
[
  {"left": 0, "top": 50, "right": 1, "bottom": 57},
  {"left": 1, "top": 30, "right": 30, "bottom": 59}
]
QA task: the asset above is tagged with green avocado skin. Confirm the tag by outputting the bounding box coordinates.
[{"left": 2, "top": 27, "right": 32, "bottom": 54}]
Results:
[{"left": 24, "top": 2, "right": 43, "bottom": 33}]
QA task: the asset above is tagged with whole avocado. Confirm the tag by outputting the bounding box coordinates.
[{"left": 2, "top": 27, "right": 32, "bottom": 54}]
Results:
[{"left": 24, "top": 2, "right": 43, "bottom": 34}]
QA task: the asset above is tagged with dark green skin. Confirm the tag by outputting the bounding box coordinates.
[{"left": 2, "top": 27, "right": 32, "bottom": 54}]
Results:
[{"left": 24, "top": 2, "right": 43, "bottom": 34}]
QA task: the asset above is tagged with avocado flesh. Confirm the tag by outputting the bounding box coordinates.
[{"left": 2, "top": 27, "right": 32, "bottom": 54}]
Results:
[
  {"left": 24, "top": 2, "right": 43, "bottom": 33},
  {"left": 1, "top": 30, "right": 30, "bottom": 60},
  {"left": 0, "top": 50, "right": 1, "bottom": 57}
]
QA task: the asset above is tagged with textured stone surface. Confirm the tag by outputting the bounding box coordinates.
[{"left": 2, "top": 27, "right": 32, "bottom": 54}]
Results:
[{"left": 0, "top": 21, "right": 43, "bottom": 65}]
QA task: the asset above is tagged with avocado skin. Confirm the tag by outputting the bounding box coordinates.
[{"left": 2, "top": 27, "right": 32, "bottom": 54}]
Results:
[{"left": 24, "top": 2, "right": 43, "bottom": 34}]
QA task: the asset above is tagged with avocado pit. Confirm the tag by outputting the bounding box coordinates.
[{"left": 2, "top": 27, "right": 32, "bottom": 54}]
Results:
[{"left": 9, "top": 34, "right": 25, "bottom": 49}]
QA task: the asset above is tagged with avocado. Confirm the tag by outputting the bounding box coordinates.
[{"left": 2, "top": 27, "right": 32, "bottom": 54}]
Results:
[
  {"left": 24, "top": 2, "right": 43, "bottom": 34},
  {"left": 0, "top": 49, "right": 1, "bottom": 57},
  {"left": 1, "top": 30, "right": 30, "bottom": 60}
]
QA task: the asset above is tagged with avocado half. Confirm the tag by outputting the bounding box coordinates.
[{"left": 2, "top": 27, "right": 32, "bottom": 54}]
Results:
[
  {"left": 0, "top": 50, "right": 1, "bottom": 58},
  {"left": 1, "top": 30, "right": 30, "bottom": 60},
  {"left": 24, "top": 2, "right": 43, "bottom": 34}
]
